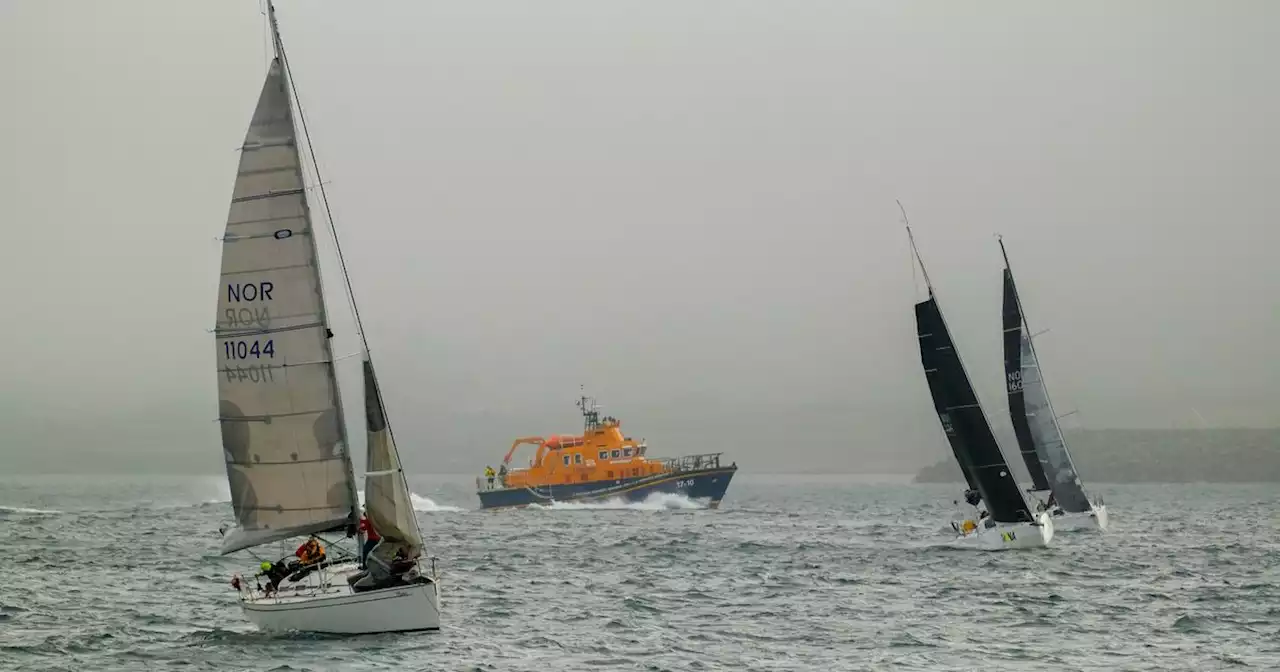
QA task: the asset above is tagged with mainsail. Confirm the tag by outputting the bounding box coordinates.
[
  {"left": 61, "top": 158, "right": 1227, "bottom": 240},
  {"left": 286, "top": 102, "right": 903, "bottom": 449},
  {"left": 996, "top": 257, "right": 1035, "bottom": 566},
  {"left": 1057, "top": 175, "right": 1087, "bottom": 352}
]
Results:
[
  {"left": 214, "top": 48, "right": 359, "bottom": 553},
  {"left": 915, "top": 297, "right": 1033, "bottom": 523},
  {"left": 1003, "top": 267, "right": 1052, "bottom": 492},
  {"left": 999, "top": 240, "right": 1092, "bottom": 513}
]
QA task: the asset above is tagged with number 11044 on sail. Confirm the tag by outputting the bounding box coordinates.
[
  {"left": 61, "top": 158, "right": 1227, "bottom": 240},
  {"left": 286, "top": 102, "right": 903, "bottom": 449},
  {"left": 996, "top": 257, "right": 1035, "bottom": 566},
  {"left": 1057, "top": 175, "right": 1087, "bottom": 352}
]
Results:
[{"left": 224, "top": 339, "right": 275, "bottom": 360}]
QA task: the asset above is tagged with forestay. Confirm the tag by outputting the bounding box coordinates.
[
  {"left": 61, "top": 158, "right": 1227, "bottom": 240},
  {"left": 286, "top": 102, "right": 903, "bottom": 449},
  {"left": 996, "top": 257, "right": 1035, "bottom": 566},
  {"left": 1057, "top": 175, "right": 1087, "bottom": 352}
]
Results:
[
  {"left": 215, "top": 57, "right": 358, "bottom": 555},
  {"left": 1000, "top": 242, "right": 1092, "bottom": 514}
]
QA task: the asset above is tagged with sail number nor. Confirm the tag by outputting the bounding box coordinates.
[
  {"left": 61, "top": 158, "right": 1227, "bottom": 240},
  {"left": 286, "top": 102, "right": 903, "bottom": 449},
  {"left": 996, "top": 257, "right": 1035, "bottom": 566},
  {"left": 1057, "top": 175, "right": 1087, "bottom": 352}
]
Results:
[
  {"left": 1007, "top": 371, "right": 1023, "bottom": 393},
  {"left": 227, "top": 282, "right": 274, "bottom": 302}
]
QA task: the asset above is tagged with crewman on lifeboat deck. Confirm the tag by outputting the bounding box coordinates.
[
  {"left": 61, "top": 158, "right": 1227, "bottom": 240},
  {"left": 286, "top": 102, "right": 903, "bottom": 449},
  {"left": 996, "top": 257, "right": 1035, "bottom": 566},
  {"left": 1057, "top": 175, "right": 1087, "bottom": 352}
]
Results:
[{"left": 484, "top": 466, "right": 496, "bottom": 489}]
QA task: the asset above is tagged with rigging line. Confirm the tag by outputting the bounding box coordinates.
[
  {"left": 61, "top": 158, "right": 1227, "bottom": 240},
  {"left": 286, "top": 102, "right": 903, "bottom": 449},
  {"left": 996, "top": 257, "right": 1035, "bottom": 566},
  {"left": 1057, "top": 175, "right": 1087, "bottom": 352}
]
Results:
[{"left": 271, "top": 5, "right": 423, "bottom": 544}]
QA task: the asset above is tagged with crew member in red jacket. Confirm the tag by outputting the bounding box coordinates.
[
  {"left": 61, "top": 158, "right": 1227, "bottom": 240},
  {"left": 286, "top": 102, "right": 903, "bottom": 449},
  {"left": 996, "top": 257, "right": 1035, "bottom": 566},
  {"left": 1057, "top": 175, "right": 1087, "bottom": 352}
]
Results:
[{"left": 359, "top": 513, "right": 380, "bottom": 568}]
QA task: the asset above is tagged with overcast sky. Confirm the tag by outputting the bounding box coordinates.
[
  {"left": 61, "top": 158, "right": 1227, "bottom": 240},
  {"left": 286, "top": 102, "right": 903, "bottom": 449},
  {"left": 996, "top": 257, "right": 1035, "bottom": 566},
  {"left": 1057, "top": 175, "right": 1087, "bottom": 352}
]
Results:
[{"left": 2, "top": 1, "right": 1276, "bottom": 475}]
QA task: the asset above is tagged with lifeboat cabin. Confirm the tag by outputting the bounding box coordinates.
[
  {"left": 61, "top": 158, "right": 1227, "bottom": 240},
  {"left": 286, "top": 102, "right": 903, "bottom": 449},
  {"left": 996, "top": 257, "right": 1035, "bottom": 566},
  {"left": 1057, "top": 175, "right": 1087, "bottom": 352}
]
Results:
[{"left": 475, "top": 395, "right": 737, "bottom": 510}]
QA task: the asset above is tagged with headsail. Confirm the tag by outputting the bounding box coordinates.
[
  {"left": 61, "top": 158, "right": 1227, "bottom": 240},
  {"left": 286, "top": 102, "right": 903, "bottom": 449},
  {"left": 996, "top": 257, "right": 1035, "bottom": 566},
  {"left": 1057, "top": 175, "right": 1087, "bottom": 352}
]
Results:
[
  {"left": 1002, "top": 267, "right": 1052, "bottom": 492},
  {"left": 362, "top": 359, "right": 424, "bottom": 559},
  {"left": 215, "top": 49, "right": 358, "bottom": 554},
  {"left": 999, "top": 240, "right": 1092, "bottom": 513}
]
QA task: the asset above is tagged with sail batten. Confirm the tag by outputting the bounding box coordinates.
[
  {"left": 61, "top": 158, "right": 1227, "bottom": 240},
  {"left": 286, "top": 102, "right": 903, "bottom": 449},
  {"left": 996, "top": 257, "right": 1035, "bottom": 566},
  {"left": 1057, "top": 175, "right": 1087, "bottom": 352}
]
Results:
[
  {"left": 1001, "top": 244, "right": 1092, "bottom": 513},
  {"left": 214, "top": 56, "right": 358, "bottom": 556}
]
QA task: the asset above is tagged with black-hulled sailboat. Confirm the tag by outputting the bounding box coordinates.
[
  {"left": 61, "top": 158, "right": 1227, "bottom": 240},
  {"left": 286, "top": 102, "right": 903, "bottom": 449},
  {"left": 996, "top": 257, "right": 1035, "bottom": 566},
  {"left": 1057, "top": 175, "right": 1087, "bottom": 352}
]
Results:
[
  {"left": 904, "top": 218, "right": 1054, "bottom": 550},
  {"left": 1000, "top": 238, "right": 1108, "bottom": 532}
]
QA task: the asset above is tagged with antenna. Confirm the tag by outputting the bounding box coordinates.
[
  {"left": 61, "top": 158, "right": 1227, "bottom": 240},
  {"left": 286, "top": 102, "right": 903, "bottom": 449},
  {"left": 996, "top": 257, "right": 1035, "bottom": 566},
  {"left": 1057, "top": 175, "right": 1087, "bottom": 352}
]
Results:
[{"left": 898, "top": 200, "right": 933, "bottom": 295}]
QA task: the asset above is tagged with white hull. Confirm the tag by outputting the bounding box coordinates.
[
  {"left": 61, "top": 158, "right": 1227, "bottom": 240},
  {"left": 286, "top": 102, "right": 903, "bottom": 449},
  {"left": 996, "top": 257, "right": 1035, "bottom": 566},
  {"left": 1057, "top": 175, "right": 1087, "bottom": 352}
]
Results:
[
  {"left": 1050, "top": 504, "right": 1108, "bottom": 533},
  {"left": 239, "top": 562, "right": 440, "bottom": 634},
  {"left": 949, "top": 512, "right": 1054, "bottom": 551}
]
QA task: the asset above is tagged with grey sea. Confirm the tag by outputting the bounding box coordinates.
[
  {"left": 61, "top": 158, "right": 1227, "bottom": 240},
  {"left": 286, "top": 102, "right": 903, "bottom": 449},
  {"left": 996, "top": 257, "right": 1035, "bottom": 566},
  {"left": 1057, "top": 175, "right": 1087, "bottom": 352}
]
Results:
[{"left": 1, "top": 474, "right": 1277, "bottom": 671}]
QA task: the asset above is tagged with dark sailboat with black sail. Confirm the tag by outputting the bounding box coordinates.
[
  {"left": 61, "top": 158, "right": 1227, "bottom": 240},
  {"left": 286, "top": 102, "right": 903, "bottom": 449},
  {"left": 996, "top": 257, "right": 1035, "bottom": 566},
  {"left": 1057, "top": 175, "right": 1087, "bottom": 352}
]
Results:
[
  {"left": 999, "top": 237, "right": 1109, "bottom": 532},
  {"left": 902, "top": 210, "right": 1054, "bottom": 550}
]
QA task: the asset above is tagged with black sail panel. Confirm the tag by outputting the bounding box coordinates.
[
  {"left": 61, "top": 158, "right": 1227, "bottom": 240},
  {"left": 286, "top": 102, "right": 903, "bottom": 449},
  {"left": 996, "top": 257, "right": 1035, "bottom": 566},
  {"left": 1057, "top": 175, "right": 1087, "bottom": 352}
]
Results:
[
  {"left": 1003, "top": 269, "right": 1052, "bottom": 492},
  {"left": 916, "top": 300, "right": 980, "bottom": 493},
  {"left": 916, "top": 298, "right": 1033, "bottom": 523}
]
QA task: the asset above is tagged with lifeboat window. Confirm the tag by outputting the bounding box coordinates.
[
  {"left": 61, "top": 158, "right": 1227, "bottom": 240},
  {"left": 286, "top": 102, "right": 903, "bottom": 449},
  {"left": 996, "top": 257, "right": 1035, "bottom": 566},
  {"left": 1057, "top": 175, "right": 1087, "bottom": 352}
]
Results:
[
  {"left": 598, "top": 450, "right": 608, "bottom": 460},
  {"left": 623, "top": 447, "right": 633, "bottom": 457},
  {"left": 611, "top": 450, "right": 621, "bottom": 459},
  {"left": 574, "top": 453, "right": 583, "bottom": 465},
  {"left": 607, "top": 471, "right": 614, "bottom": 479},
  {"left": 563, "top": 455, "right": 571, "bottom": 466}
]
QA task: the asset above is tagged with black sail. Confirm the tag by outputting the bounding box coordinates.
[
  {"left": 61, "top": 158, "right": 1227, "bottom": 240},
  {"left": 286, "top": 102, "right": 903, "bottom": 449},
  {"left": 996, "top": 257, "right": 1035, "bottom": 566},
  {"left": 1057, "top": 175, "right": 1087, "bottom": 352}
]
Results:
[
  {"left": 1000, "top": 243, "right": 1093, "bottom": 513},
  {"left": 916, "top": 297, "right": 1033, "bottom": 523},
  {"left": 1003, "top": 269, "right": 1052, "bottom": 492}
]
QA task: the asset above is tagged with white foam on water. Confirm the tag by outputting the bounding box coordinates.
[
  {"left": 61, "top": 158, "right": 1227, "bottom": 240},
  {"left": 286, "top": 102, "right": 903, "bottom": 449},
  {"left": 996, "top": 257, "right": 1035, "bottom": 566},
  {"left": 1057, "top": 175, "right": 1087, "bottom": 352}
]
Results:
[
  {"left": 410, "top": 494, "right": 465, "bottom": 512},
  {"left": 355, "top": 489, "right": 465, "bottom": 512},
  {"left": 0, "top": 505, "right": 62, "bottom": 515},
  {"left": 529, "top": 492, "right": 708, "bottom": 511}
]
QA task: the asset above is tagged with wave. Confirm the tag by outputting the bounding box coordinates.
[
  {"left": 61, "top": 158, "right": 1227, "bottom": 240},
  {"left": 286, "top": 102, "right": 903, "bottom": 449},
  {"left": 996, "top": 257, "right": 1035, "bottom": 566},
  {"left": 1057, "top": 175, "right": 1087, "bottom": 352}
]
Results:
[
  {"left": 0, "top": 505, "right": 62, "bottom": 515},
  {"left": 529, "top": 492, "right": 707, "bottom": 511},
  {"left": 410, "top": 494, "right": 465, "bottom": 512}
]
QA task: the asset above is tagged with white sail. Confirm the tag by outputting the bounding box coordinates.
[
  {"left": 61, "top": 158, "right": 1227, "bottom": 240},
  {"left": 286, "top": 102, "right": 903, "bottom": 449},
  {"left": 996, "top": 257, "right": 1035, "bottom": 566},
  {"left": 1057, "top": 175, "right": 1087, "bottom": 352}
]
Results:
[
  {"left": 362, "top": 359, "right": 424, "bottom": 557},
  {"left": 216, "top": 56, "right": 358, "bottom": 555}
]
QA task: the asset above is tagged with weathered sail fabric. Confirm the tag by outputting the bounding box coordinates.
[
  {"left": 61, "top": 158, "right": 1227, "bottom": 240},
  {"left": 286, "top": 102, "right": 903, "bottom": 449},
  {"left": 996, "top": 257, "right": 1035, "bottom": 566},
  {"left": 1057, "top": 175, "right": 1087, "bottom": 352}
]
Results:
[
  {"left": 362, "top": 359, "right": 424, "bottom": 557},
  {"left": 1003, "top": 269, "right": 1052, "bottom": 492},
  {"left": 216, "top": 58, "right": 358, "bottom": 554},
  {"left": 916, "top": 298, "right": 1033, "bottom": 524}
]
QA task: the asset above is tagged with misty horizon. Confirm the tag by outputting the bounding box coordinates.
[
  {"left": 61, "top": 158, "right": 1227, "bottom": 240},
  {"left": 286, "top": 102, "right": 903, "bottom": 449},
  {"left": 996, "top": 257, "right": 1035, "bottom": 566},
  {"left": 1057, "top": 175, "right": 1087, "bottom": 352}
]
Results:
[{"left": 3, "top": 2, "right": 1277, "bottom": 479}]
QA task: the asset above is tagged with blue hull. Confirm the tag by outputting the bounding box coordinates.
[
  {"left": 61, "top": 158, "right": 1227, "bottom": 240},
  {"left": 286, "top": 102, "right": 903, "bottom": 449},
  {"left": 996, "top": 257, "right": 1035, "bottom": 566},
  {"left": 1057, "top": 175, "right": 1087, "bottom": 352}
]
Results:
[{"left": 477, "top": 467, "right": 737, "bottom": 510}]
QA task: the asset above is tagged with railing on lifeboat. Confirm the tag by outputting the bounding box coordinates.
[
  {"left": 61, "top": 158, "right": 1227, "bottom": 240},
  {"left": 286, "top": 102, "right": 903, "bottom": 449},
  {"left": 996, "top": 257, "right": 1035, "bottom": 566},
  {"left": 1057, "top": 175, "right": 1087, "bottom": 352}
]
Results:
[{"left": 654, "top": 452, "right": 725, "bottom": 473}]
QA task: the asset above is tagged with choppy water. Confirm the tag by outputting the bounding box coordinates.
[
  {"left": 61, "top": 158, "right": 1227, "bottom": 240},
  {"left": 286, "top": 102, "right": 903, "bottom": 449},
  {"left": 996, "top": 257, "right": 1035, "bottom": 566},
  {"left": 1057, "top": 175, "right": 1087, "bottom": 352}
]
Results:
[{"left": 1, "top": 474, "right": 1277, "bottom": 671}]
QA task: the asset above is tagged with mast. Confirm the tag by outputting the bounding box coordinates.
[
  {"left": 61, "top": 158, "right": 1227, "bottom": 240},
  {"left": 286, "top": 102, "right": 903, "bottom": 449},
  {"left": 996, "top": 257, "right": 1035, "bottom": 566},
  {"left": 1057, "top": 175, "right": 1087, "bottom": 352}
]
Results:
[
  {"left": 268, "top": 1, "right": 424, "bottom": 544},
  {"left": 898, "top": 200, "right": 933, "bottom": 297}
]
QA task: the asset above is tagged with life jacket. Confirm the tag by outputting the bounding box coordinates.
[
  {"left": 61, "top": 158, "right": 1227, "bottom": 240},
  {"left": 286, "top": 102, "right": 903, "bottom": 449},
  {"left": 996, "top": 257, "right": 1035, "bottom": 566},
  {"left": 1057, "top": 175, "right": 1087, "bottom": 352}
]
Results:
[
  {"left": 961, "top": 519, "right": 977, "bottom": 534},
  {"left": 296, "top": 539, "right": 324, "bottom": 564}
]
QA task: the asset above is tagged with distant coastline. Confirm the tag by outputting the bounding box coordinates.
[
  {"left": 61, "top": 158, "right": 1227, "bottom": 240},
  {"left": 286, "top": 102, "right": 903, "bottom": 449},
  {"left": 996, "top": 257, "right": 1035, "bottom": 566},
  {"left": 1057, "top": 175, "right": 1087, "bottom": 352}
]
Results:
[{"left": 914, "top": 428, "right": 1280, "bottom": 483}]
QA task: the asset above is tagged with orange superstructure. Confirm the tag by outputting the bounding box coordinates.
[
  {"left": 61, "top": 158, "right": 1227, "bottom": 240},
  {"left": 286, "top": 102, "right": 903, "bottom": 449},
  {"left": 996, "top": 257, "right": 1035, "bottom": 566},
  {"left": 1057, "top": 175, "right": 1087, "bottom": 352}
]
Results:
[{"left": 498, "top": 397, "right": 667, "bottom": 488}]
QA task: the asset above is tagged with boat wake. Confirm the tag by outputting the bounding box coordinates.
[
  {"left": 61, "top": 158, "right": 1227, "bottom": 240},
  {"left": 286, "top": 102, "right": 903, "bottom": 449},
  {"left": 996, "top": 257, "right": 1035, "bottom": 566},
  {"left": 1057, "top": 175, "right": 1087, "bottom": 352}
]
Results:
[
  {"left": 530, "top": 492, "right": 708, "bottom": 511},
  {"left": 0, "top": 505, "right": 62, "bottom": 515}
]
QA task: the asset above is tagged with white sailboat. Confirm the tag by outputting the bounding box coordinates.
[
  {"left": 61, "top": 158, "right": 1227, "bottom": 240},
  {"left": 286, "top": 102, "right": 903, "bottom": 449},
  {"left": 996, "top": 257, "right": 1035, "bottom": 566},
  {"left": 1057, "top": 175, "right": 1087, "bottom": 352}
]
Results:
[{"left": 215, "top": 1, "right": 440, "bottom": 634}]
